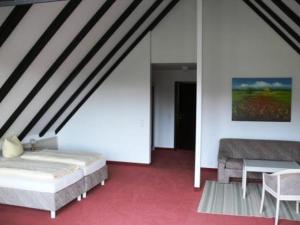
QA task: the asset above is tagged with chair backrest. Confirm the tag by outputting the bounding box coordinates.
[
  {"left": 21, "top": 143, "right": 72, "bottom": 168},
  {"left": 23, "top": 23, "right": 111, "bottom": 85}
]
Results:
[
  {"left": 219, "top": 138, "right": 300, "bottom": 162},
  {"left": 277, "top": 170, "right": 300, "bottom": 196}
]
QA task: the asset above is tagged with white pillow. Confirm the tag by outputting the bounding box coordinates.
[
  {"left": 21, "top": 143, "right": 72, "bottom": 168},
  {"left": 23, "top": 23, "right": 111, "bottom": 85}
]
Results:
[{"left": 2, "top": 136, "right": 24, "bottom": 158}]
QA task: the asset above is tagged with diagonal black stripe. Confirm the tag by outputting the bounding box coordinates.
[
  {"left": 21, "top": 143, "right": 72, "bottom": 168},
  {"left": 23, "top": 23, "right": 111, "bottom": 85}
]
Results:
[
  {"left": 0, "top": 0, "right": 81, "bottom": 102},
  {"left": 18, "top": 0, "right": 142, "bottom": 140},
  {"left": 255, "top": 0, "right": 299, "bottom": 43},
  {"left": 0, "top": 0, "right": 115, "bottom": 138},
  {"left": 0, "top": 4, "right": 32, "bottom": 48},
  {"left": 39, "top": 0, "right": 164, "bottom": 137},
  {"left": 0, "top": 0, "right": 68, "bottom": 7},
  {"left": 243, "top": 0, "right": 300, "bottom": 55},
  {"left": 294, "top": 0, "right": 300, "bottom": 6},
  {"left": 55, "top": 0, "right": 181, "bottom": 134},
  {"left": 272, "top": 0, "right": 300, "bottom": 27}
]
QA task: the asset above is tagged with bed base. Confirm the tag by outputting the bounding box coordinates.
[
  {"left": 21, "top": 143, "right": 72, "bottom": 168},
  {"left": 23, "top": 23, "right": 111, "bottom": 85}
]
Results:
[
  {"left": 0, "top": 178, "right": 84, "bottom": 219},
  {"left": 82, "top": 165, "right": 108, "bottom": 198},
  {"left": 0, "top": 166, "right": 108, "bottom": 217}
]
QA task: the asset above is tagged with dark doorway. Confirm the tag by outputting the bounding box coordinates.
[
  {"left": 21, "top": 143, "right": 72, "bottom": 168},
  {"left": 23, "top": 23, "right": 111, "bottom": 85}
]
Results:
[{"left": 174, "top": 82, "right": 196, "bottom": 150}]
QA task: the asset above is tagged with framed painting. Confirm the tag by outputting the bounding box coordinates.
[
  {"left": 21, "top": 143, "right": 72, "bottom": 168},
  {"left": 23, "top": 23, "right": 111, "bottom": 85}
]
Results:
[{"left": 232, "top": 78, "right": 292, "bottom": 122}]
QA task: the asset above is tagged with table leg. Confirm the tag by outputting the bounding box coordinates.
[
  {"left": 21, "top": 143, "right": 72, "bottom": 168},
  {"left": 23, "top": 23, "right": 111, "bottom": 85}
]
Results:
[{"left": 242, "top": 166, "right": 247, "bottom": 199}]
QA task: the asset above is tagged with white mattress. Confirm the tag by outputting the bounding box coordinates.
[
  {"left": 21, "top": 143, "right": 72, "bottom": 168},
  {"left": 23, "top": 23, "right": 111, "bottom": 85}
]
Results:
[
  {"left": 83, "top": 159, "right": 106, "bottom": 175},
  {"left": 0, "top": 169, "right": 83, "bottom": 193},
  {"left": 0, "top": 158, "right": 83, "bottom": 193},
  {"left": 22, "top": 150, "right": 106, "bottom": 176}
]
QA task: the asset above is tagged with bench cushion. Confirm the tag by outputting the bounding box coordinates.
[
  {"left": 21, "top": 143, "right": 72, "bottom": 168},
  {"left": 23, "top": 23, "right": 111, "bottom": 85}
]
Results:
[{"left": 219, "top": 139, "right": 300, "bottom": 162}]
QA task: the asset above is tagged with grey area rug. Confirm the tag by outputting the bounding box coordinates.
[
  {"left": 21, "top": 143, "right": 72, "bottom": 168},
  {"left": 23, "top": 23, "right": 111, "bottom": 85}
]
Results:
[{"left": 198, "top": 181, "right": 300, "bottom": 221}]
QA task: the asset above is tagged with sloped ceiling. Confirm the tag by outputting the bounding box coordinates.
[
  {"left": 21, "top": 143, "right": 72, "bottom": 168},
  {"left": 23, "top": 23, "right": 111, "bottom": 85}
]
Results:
[
  {"left": 0, "top": 0, "right": 179, "bottom": 141},
  {"left": 244, "top": 0, "right": 299, "bottom": 54},
  {"left": 1, "top": 0, "right": 297, "bottom": 142},
  {"left": 0, "top": 0, "right": 66, "bottom": 7}
]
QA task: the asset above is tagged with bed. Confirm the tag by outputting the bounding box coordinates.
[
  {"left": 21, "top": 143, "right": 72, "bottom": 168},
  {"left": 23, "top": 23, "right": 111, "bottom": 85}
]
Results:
[
  {"left": 21, "top": 150, "right": 108, "bottom": 198},
  {"left": 0, "top": 158, "right": 84, "bottom": 218}
]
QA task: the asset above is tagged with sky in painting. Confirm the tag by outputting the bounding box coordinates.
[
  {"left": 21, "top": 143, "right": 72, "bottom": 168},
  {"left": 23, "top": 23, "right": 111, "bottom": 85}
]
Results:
[{"left": 232, "top": 78, "right": 292, "bottom": 90}]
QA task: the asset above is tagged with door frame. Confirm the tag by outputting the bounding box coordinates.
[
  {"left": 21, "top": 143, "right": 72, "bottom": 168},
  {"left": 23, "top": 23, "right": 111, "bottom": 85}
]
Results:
[{"left": 174, "top": 81, "right": 197, "bottom": 149}]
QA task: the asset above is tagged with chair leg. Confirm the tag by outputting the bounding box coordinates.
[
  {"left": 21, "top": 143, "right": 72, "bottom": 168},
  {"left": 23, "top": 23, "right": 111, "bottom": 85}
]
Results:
[
  {"left": 297, "top": 201, "right": 299, "bottom": 214},
  {"left": 260, "top": 186, "right": 265, "bottom": 213},
  {"left": 275, "top": 199, "right": 280, "bottom": 225}
]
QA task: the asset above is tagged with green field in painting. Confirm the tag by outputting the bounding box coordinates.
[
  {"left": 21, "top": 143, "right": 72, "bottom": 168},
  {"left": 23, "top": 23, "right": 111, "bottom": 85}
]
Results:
[{"left": 232, "top": 89, "right": 291, "bottom": 121}]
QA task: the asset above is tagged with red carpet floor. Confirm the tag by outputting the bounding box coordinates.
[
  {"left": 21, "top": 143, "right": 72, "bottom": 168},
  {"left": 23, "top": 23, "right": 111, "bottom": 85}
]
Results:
[{"left": 0, "top": 149, "right": 299, "bottom": 225}]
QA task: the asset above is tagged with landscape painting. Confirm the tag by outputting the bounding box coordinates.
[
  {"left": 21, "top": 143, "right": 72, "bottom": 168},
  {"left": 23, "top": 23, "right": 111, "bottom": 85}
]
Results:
[{"left": 232, "top": 78, "right": 292, "bottom": 122}]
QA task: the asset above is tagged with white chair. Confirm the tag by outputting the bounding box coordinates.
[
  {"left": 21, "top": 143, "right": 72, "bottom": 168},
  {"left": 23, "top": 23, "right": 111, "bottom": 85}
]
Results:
[{"left": 260, "top": 169, "right": 300, "bottom": 225}]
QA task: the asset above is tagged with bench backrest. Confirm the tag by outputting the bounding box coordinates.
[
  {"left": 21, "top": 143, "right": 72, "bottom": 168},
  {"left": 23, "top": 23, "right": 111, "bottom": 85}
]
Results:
[{"left": 219, "top": 138, "right": 300, "bottom": 162}]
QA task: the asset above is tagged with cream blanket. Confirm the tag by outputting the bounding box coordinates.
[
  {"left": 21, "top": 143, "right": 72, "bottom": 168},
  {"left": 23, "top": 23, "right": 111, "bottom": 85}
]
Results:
[
  {"left": 21, "top": 150, "right": 104, "bottom": 167},
  {"left": 0, "top": 158, "right": 79, "bottom": 180}
]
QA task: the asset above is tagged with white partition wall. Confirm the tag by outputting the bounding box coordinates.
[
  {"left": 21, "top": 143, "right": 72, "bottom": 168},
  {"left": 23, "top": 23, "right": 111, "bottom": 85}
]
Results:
[{"left": 195, "top": 0, "right": 203, "bottom": 188}]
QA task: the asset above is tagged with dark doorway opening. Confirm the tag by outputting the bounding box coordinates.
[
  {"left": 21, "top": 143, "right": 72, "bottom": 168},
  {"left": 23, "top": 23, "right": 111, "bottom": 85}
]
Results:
[{"left": 174, "top": 82, "right": 196, "bottom": 150}]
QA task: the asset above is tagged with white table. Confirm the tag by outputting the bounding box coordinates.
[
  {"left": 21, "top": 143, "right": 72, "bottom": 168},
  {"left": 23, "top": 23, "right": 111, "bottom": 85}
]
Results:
[{"left": 242, "top": 159, "right": 300, "bottom": 199}]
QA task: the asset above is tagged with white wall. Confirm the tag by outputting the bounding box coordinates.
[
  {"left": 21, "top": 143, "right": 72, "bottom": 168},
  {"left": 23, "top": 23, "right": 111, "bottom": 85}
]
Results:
[
  {"left": 201, "top": 0, "right": 300, "bottom": 168},
  {"left": 152, "top": 70, "right": 196, "bottom": 148},
  {"left": 151, "top": 0, "right": 196, "bottom": 63},
  {"left": 58, "top": 34, "right": 151, "bottom": 164}
]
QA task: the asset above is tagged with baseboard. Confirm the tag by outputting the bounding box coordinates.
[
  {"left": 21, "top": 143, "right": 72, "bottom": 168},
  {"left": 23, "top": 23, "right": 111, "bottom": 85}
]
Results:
[
  {"left": 153, "top": 147, "right": 175, "bottom": 151},
  {"left": 107, "top": 161, "right": 151, "bottom": 167},
  {"left": 201, "top": 168, "right": 217, "bottom": 172}
]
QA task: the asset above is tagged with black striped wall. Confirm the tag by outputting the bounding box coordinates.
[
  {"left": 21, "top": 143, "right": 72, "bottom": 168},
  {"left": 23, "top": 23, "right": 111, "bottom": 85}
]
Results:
[
  {"left": 39, "top": 0, "right": 164, "bottom": 136},
  {"left": 243, "top": 0, "right": 300, "bottom": 54},
  {"left": 271, "top": 0, "right": 300, "bottom": 27},
  {"left": 0, "top": 0, "right": 115, "bottom": 138},
  {"left": 0, "top": 0, "right": 172, "bottom": 140},
  {"left": 0, "top": 4, "right": 32, "bottom": 47},
  {"left": 0, "top": 0, "right": 298, "bottom": 140},
  {"left": 0, "top": 0, "right": 81, "bottom": 102},
  {"left": 55, "top": 0, "right": 181, "bottom": 134},
  {"left": 18, "top": 0, "right": 142, "bottom": 140},
  {"left": 255, "top": 0, "right": 299, "bottom": 43},
  {"left": 0, "top": 0, "right": 66, "bottom": 7}
]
